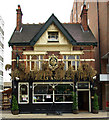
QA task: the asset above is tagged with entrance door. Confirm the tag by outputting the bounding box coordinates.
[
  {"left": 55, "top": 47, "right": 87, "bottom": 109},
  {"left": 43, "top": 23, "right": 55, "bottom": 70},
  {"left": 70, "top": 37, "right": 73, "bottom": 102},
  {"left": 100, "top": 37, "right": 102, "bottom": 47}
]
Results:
[{"left": 78, "top": 91, "right": 89, "bottom": 111}]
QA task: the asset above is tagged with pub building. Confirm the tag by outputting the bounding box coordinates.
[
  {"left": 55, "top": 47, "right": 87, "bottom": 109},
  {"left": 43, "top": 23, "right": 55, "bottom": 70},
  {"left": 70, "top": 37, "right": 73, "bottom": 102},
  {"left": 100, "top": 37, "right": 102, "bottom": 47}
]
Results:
[{"left": 8, "top": 5, "right": 97, "bottom": 113}]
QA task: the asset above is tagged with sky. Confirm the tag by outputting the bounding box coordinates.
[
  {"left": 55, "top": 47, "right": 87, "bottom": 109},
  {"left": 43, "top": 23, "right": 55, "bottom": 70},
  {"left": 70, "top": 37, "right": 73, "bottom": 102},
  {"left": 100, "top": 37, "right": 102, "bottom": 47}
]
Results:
[{"left": 0, "top": 0, "right": 74, "bottom": 82}]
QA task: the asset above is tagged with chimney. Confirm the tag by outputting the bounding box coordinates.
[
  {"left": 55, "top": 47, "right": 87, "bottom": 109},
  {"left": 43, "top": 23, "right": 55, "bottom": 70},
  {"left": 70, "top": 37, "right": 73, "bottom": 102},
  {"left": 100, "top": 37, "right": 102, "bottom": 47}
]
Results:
[
  {"left": 80, "top": 5, "right": 88, "bottom": 31},
  {"left": 16, "top": 5, "right": 23, "bottom": 31}
]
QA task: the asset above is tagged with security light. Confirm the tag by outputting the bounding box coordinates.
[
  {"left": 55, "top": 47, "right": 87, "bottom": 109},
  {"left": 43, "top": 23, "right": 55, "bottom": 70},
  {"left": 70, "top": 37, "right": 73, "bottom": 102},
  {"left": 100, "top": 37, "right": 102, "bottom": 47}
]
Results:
[
  {"left": 93, "top": 76, "right": 96, "bottom": 80},
  {"left": 15, "top": 77, "right": 19, "bottom": 80}
]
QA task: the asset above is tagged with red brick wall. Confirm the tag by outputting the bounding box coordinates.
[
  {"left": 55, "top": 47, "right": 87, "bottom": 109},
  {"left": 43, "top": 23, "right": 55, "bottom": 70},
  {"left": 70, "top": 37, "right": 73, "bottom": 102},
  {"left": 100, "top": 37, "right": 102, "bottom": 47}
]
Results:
[
  {"left": 11, "top": 45, "right": 96, "bottom": 70},
  {"left": 12, "top": 46, "right": 33, "bottom": 70}
]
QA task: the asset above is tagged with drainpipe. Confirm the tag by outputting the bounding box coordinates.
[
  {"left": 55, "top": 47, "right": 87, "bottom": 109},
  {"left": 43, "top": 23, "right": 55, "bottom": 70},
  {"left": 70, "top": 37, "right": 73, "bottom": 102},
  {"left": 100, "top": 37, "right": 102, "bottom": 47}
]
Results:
[
  {"left": 76, "top": 0, "right": 78, "bottom": 22},
  {"left": 97, "top": 1, "right": 101, "bottom": 74},
  {"left": 97, "top": 0, "right": 102, "bottom": 110}
]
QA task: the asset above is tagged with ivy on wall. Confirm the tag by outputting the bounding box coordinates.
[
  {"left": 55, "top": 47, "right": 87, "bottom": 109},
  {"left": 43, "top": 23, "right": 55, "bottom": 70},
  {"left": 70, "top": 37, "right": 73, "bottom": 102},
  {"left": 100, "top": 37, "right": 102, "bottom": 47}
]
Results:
[
  {"left": 76, "top": 63, "right": 97, "bottom": 82},
  {"left": 5, "top": 62, "right": 97, "bottom": 81}
]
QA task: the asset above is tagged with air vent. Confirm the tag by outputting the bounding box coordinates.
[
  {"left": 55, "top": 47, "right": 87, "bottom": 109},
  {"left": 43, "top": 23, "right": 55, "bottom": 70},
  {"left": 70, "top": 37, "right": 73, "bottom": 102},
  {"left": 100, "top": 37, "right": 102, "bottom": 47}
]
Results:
[{"left": 107, "top": 64, "right": 109, "bottom": 73}]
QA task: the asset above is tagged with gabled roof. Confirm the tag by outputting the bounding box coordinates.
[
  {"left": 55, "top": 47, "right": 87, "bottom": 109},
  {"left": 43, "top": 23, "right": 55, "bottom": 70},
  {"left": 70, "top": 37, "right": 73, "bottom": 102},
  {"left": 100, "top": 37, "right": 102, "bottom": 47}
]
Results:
[
  {"left": 9, "top": 14, "right": 97, "bottom": 47},
  {"left": 30, "top": 14, "right": 76, "bottom": 46}
]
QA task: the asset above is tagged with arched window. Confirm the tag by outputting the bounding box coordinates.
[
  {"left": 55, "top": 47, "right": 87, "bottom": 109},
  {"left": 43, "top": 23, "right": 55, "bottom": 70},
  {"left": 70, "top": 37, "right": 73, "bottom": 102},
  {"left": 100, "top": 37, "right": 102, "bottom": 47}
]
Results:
[{"left": 18, "top": 83, "right": 29, "bottom": 103}]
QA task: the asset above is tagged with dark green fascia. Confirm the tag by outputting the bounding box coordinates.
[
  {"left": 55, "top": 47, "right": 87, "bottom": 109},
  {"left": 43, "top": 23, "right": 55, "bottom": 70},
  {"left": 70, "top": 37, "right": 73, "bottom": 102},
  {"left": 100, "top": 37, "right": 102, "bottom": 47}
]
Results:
[
  {"left": 9, "top": 41, "right": 97, "bottom": 47},
  {"left": 30, "top": 14, "right": 77, "bottom": 46},
  {"left": 8, "top": 42, "right": 31, "bottom": 47},
  {"left": 76, "top": 42, "right": 97, "bottom": 46}
]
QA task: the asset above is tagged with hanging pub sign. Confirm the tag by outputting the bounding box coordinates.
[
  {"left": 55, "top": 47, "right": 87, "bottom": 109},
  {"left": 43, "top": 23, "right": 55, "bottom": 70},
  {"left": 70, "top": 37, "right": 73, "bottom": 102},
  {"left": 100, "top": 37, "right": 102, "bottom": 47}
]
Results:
[{"left": 49, "top": 54, "right": 58, "bottom": 70}]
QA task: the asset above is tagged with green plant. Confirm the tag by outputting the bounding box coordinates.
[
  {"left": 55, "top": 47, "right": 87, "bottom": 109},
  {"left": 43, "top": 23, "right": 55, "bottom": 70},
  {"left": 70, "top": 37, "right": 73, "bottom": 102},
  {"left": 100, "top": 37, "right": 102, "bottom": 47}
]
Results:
[
  {"left": 93, "top": 93, "right": 99, "bottom": 110},
  {"left": 11, "top": 95, "right": 19, "bottom": 111},
  {"left": 72, "top": 92, "right": 78, "bottom": 110}
]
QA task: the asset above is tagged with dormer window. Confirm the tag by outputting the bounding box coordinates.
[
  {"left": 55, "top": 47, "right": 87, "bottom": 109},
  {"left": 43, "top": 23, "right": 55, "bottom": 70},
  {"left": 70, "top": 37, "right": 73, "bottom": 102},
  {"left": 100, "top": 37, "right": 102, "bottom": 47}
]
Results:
[{"left": 48, "top": 32, "right": 59, "bottom": 42}]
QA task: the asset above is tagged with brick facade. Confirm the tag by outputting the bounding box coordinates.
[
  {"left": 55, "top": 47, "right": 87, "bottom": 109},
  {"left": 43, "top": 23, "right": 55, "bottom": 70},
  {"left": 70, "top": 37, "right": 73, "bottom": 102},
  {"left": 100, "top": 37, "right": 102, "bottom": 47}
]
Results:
[{"left": 11, "top": 45, "right": 96, "bottom": 71}]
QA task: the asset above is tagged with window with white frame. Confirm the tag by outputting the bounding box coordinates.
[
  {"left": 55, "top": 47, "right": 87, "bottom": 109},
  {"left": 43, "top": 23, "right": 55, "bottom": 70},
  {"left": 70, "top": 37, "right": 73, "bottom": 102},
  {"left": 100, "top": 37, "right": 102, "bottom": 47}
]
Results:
[
  {"left": 55, "top": 84, "right": 73, "bottom": 102},
  {"left": 33, "top": 83, "right": 73, "bottom": 103},
  {"left": 33, "top": 84, "right": 53, "bottom": 103},
  {"left": 18, "top": 82, "right": 29, "bottom": 104},
  {"left": 26, "top": 55, "right": 44, "bottom": 71},
  {"left": 48, "top": 32, "right": 59, "bottom": 42},
  {"left": 63, "top": 55, "right": 80, "bottom": 70}
]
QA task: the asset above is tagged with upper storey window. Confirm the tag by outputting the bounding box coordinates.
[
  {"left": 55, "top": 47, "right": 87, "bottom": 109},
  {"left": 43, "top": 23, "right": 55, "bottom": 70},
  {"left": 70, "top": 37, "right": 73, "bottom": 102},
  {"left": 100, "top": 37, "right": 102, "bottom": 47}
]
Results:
[{"left": 48, "top": 32, "right": 59, "bottom": 42}]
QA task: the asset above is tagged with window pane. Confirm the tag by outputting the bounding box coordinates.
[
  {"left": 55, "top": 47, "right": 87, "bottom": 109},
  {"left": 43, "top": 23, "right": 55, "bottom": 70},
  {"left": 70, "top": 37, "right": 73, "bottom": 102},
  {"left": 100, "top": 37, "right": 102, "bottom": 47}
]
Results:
[
  {"left": 48, "top": 32, "right": 59, "bottom": 42},
  {"left": 31, "top": 55, "right": 38, "bottom": 60},
  {"left": 68, "top": 61, "right": 71, "bottom": 69},
  {"left": 27, "top": 55, "right": 30, "bottom": 59},
  {"left": 63, "top": 55, "right": 66, "bottom": 59},
  {"left": 68, "top": 55, "right": 75, "bottom": 59},
  {"left": 27, "top": 61, "right": 30, "bottom": 66},
  {"left": 55, "top": 85, "right": 73, "bottom": 94},
  {"left": 40, "top": 61, "right": 43, "bottom": 70},
  {"left": 36, "top": 61, "right": 39, "bottom": 69},
  {"left": 55, "top": 95, "right": 63, "bottom": 102},
  {"left": 20, "top": 84, "right": 29, "bottom": 103},
  {"left": 34, "top": 84, "right": 48, "bottom": 94},
  {"left": 55, "top": 84, "right": 73, "bottom": 102},
  {"left": 37, "top": 56, "right": 39, "bottom": 60},
  {"left": 77, "top": 61, "right": 80, "bottom": 69},
  {"left": 40, "top": 55, "right": 43, "bottom": 60},
  {"left": 33, "top": 95, "right": 43, "bottom": 102},
  {"left": 64, "top": 61, "right": 66, "bottom": 70},
  {"left": 31, "top": 61, "right": 34, "bottom": 70},
  {"left": 77, "top": 55, "right": 79, "bottom": 59},
  {"left": 33, "top": 84, "right": 53, "bottom": 103},
  {"left": 78, "top": 83, "right": 89, "bottom": 89},
  {"left": 72, "top": 61, "right": 75, "bottom": 70},
  {"left": 44, "top": 95, "right": 53, "bottom": 102}
]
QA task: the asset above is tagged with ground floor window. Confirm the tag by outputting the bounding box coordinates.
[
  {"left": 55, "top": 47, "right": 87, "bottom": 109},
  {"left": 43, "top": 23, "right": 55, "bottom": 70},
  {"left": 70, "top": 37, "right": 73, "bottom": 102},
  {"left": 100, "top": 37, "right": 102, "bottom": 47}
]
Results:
[
  {"left": 33, "top": 84, "right": 53, "bottom": 103},
  {"left": 33, "top": 83, "right": 73, "bottom": 103},
  {"left": 18, "top": 82, "right": 29, "bottom": 104},
  {"left": 55, "top": 84, "right": 73, "bottom": 102}
]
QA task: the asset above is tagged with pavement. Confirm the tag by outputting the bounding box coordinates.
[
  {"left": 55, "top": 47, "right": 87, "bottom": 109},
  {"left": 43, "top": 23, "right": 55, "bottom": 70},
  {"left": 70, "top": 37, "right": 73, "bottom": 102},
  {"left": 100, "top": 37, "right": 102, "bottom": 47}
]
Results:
[{"left": 1, "top": 110, "right": 109, "bottom": 120}]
